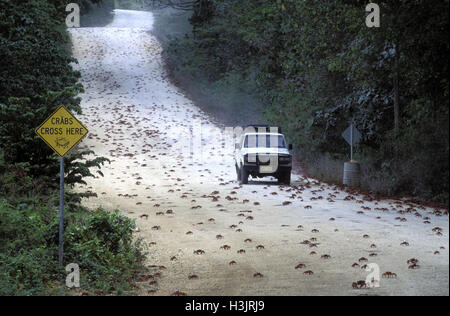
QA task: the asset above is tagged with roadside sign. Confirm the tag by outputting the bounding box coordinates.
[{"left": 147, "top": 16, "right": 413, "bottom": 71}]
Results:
[
  {"left": 342, "top": 123, "right": 361, "bottom": 147},
  {"left": 35, "top": 105, "right": 89, "bottom": 268},
  {"left": 35, "top": 105, "right": 89, "bottom": 157},
  {"left": 342, "top": 122, "right": 362, "bottom": 161}
]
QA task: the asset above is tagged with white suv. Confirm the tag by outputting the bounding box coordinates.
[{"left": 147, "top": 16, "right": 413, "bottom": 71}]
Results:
[{"left": 234, "top": 125, "right": 293, "bottom": 185}]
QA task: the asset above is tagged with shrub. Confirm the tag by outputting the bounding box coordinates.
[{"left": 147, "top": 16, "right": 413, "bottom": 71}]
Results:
[{"left": 0, "top": 197, "right": 146, "bottom": 295}]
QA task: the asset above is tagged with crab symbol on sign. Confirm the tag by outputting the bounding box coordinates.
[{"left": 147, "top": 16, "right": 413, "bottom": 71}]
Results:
[
  {"left": 56, "top": 137, "right": 70, "bottom": 149},
  {"left": 342, "top": 123, "right": 362, "bottom": 161}
]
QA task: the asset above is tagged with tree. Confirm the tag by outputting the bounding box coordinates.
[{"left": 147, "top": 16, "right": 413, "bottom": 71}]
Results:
[
  {"left": 164, "top": 0, "right": 449, "bottom": 202},
  {"left": 0, "top": 0, "right": 109, "bottom": 194}
]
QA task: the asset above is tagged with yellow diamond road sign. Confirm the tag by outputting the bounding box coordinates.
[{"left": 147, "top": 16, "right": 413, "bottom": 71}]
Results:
[{"left": 36, "top": 106, "right": 89, "bottom": 157}]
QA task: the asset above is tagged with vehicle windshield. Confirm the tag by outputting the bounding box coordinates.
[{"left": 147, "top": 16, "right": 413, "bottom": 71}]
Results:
[{"left": 244, "top": 135, "right": 286, "bottom": 149}]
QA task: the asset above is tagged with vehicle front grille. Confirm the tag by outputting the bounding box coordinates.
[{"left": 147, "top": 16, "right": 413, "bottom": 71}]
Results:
[{"left": 245, "top": 154, "right": 291, "bottom": 166}]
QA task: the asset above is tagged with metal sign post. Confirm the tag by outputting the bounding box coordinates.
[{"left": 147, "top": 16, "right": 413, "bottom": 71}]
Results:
[
  {"left": 35, "top": 106, "right": 89, "bottom": 268},
  {"left": 350, "top": 122, "right": 354, "bottom": 161},
  {"left": 59, "top": 157, "right": 64, "bottom": 268},
  {"left": 342, "top": 122, "right": 361, "bottom": 161}
]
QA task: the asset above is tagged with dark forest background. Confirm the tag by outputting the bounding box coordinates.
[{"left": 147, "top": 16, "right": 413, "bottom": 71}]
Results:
[{"left": 148, "top": 0, "right": 449, "bottom": 205}]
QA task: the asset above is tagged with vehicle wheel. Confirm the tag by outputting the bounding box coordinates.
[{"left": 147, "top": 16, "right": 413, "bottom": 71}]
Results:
[
  {"left": 278, "top": 172, "right": 291, "bottom": 185},
  {"left": 240, "top": 166, "right": 248, "bottom": 184},
  {"left": 283, "top": 172, "right": 291, "bottom": 185},
  {"left": 277, "top": 175, "right": 283, "bottom": 184}
]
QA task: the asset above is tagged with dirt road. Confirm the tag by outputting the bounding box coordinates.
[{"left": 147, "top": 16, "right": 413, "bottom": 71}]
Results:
[{"left": 70, "top": 9, "right": 449, "bottom": 296}]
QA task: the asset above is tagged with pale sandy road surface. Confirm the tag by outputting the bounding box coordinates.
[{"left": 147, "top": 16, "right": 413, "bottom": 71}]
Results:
[{"left": 70, "top": 10, "right": 449, "bottom": 296}]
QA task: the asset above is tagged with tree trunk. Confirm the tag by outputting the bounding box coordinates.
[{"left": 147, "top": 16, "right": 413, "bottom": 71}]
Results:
[
  {"left": 394, "top": 41, "right": 400, "bottom": 134},
  {"left": 393, "top": 1, "right": 401, "bottom": 135}
]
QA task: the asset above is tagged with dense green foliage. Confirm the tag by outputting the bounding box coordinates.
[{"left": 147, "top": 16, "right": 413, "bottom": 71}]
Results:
[
  {"left": 160, "top": 0, "right": 449, "bottom": 204},
  {"left": 0, "top": 196, "right": 145, "bottom": 295},
  {"left": 116, "top": 0, "right": 149, "bottom": 10},
  {"left": 0, "top": 147, "right": 147, "bottom": 295},
  {"left": 75, "top": 0, "right": 115, "bottom": 27},
  {"left": 154, "top": 7, "right": 263, "bottom": 125},
  {"left": 0, "top": 0, "right": 109, "bottom": 185},
  {"left": 0, "top": 0, "right": 146, "bottom": 295}
]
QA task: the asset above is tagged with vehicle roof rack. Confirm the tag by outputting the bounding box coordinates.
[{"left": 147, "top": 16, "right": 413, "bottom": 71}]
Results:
[{"left": 244, "top": 125, "right": 282, "bottom": 133}]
